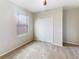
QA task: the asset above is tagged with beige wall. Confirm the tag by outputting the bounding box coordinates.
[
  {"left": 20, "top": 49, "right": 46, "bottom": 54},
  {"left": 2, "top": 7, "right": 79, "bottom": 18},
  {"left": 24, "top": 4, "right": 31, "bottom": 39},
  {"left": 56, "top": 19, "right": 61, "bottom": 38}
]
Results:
[
  {"left": 34, "top": 8, "right": 63, "bottom": 46},
  {"left": 0, "top": 0, "right": 33, "bottom": 56},
  {"left": 0, "top": 0, "right": 79, "bottom": 56},
  {"left": 63, "top": 8, "right": 79, "bottom": 45}
]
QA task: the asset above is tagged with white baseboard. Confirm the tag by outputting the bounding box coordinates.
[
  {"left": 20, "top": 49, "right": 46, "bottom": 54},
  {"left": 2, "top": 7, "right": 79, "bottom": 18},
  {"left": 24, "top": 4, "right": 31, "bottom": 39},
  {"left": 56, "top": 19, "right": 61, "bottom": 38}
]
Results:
[
  {"left": 0, "top": 39, "right": 33, "bottom": 57},
  {"left": 64, "top": 41, "right": 79, "bottom": 46},
  {"left": 35, "top": 40, "right": 63, "bottom": 46}
]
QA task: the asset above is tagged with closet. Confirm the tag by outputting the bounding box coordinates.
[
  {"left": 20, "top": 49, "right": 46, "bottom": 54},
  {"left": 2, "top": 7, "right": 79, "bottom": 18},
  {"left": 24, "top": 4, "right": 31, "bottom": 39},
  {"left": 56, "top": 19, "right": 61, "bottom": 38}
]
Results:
[
  {"left": 35, "top": 8, "right": 63, "bottom": 46},
  {"left": 35, "top": 16, "right": 54, "bottom": 43}
]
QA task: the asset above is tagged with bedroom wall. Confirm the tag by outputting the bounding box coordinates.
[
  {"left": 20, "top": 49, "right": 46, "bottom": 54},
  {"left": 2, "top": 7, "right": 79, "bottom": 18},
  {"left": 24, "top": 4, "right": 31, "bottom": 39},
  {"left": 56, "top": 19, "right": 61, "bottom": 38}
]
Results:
[
  {"left": 34, "top": 8, "right": 63, "bottom": 46},
  {"left": 0, "top": 0, "right": 33, "bottom": 56},
  {"left": 63, "top": 8, "right": 79, "bottom": 45}
]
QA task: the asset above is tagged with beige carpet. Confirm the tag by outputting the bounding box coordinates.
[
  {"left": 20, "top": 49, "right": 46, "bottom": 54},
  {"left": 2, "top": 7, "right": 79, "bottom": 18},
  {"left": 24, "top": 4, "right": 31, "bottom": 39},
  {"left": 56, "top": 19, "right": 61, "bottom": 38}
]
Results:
[{"left": 1, "top": 41, "right": 79, "bottom": 59}]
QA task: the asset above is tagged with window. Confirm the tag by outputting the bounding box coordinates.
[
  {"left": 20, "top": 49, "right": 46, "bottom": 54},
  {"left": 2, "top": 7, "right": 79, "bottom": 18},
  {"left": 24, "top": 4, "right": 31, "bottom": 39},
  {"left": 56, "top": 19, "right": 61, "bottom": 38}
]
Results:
[{"left": 16, "top": 12, "right": 28, "bottom": 35}]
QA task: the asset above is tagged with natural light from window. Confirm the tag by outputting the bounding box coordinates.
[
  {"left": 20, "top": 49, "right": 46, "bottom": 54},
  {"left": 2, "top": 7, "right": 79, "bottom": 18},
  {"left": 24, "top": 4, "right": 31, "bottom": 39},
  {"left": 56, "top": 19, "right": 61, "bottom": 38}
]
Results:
[{"left": 16, "top": 12, "right": 28, "bottom": 35}]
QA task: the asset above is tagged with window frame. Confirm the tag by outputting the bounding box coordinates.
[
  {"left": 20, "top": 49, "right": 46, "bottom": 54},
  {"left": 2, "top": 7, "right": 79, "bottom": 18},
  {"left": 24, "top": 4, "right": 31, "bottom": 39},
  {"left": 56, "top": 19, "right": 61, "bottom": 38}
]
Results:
[{"left": 16, "top": 12, "right": 29, "bottom": 38}]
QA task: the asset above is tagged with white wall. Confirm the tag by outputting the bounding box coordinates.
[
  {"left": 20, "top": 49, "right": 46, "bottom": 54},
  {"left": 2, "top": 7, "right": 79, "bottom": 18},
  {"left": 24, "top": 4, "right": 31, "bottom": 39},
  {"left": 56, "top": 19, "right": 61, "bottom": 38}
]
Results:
[
  {"left": 14, "top": 3, "right": 34, "bottom": 46},
  {"left": 0, "top": 0, "right": 33, "bottom": 56},
  {"left": 63, "top": 8, "right": 79, "bottom": 45},
  {"left": 34, "top": 8, "right": 63, "bottom": 46}
]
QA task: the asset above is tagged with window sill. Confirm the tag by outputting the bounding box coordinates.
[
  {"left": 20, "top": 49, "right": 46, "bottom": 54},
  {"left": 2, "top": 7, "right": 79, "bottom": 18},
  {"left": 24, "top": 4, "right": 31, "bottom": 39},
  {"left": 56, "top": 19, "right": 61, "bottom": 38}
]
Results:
[{"left": 17, "top": 33, "right": 28, "bottom": 38}]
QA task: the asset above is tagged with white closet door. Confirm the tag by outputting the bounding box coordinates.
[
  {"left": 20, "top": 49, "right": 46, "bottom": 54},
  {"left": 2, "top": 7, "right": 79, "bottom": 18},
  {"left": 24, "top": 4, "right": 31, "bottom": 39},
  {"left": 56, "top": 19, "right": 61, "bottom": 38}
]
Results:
[{"left": 35, "top": 16, "right": 54, "bottom": 43}]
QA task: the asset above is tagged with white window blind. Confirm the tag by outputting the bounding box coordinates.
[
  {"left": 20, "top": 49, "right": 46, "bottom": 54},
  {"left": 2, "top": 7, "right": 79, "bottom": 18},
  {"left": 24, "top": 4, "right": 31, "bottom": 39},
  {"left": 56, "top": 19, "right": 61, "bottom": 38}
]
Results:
[{"left": 16, "top": 12, "right": 29, "bottom": 35}]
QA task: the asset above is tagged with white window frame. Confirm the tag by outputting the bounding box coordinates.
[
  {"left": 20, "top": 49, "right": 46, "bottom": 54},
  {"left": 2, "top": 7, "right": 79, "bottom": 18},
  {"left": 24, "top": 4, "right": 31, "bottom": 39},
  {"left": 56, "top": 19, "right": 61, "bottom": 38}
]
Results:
[{"left": 16, "top": 12, "right": 29, "bottom": 38}]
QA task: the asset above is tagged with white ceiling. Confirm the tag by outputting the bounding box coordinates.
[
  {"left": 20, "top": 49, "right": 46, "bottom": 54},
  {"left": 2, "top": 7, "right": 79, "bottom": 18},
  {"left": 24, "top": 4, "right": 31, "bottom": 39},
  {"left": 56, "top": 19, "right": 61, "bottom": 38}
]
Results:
[{"left": 10, "top": 0, "right": 79, "bottom": 12}]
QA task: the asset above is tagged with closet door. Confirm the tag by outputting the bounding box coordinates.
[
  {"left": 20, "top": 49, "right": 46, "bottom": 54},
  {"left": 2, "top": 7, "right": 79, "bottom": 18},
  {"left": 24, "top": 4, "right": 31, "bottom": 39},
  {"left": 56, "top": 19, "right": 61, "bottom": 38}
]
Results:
[{"left": 35, "top": 16, "right": 54, "bottom": 43}]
